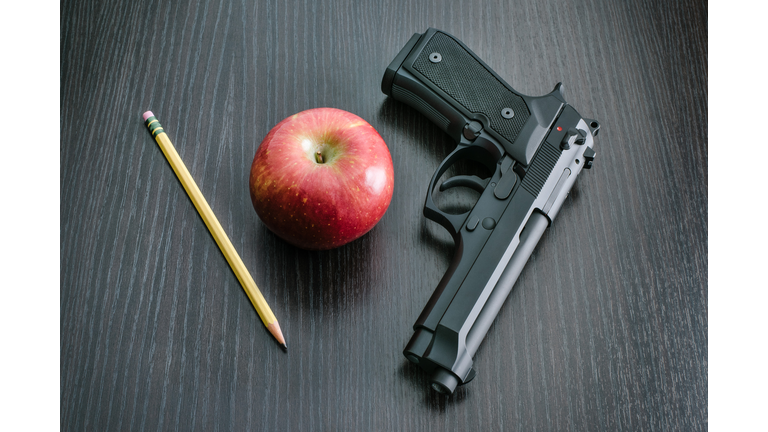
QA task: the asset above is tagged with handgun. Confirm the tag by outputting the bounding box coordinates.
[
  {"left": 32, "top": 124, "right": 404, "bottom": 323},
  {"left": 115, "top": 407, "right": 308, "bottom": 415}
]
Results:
[{"left": 382, "top": 28, "right": 600, "bottom": 394}]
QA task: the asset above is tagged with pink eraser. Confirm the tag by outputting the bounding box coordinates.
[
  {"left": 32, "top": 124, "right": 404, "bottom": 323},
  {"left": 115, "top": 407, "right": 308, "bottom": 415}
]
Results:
[{"left": 142, "top": 111, "right": 154, "bottom": 121}]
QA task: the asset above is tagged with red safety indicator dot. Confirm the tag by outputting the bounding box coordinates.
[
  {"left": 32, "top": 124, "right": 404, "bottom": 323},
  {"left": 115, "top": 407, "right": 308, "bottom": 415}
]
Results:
[{"left": 557, "top": 126, "right": 562, "bottom": 131}]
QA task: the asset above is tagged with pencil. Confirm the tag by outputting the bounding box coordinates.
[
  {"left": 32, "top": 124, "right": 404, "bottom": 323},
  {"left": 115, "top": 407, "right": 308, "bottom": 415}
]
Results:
[{"left": 143, "top": 111, "right": 286, "bottom": 349}]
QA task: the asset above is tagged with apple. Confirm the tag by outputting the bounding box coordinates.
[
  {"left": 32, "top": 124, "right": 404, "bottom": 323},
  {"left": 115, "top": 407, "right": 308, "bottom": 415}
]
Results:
[{"left": 249, "top": 107, "right": 394, "bottom": 250}]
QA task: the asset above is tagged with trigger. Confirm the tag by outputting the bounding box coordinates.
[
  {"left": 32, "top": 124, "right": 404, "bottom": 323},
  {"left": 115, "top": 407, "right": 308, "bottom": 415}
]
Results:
[{"left": 439, "top": 175, "right": 490, "bottom": 194}]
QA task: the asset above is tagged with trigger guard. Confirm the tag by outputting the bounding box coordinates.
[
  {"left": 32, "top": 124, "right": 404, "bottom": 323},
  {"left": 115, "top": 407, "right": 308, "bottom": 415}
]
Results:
[
  {"left": 424, "top": 145, "right": 498, "bottom": 238},
  {"left": 423, "top": 199, "right": 469, "bottom": 238},
  {"left": 439, "top": 175, "right": 490, "bottom": 194}
]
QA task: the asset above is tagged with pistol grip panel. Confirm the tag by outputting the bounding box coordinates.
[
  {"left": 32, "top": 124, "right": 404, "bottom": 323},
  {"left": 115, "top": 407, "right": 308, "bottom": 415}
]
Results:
[
  {"left": 383, "top": 28, "right": 567, "bottom": 166},
  {"left": 409, "top": 31, "right": 531, "bottom": 147}
]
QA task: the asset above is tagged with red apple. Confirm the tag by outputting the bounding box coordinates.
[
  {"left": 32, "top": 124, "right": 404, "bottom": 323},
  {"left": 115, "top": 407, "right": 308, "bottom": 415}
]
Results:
[{"left": 249, "top": 108, "right": 394, "bottom": 250}]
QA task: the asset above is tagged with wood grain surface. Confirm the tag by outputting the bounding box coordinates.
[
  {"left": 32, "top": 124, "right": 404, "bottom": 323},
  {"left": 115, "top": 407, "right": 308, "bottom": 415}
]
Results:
[{"left": 60, "top": 0, "right": 707, "bottom": 430}]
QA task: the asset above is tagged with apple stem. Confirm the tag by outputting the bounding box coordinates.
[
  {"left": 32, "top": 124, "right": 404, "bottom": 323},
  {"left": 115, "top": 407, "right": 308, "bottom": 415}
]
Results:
[{"left": 315, "top": 151, "right": 324, "bottom": 164}]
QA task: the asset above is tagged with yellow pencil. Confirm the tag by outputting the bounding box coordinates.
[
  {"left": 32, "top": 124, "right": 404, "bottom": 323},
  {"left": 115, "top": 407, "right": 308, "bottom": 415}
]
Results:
[{"left": 143, "top": 111, "right": 286, "bottom": 349}]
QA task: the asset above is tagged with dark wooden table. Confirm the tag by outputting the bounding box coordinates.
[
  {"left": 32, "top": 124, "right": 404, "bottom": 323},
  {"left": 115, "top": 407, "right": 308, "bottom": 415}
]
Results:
[{"left": 60, "top": 0, "right": 707, "bottom": 430}]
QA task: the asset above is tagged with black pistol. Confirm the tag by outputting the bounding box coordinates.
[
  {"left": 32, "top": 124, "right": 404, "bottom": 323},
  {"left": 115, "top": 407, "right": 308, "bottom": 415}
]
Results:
[{"left": 382, "top": 28, "right": 600, "bottom": 394}]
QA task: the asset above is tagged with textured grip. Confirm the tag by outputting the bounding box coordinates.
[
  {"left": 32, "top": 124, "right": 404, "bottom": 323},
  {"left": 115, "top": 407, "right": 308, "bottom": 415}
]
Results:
[
  {"left": 412, "top": 32, "right": 531, "bottom": 145},
  {"left": 391, "top": 84, "right": 450, "bottom": 131}
]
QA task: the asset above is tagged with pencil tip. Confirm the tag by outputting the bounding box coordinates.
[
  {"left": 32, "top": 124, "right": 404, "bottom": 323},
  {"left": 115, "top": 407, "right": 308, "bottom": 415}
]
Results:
[
  {"left": 281, "top": 343, "right": 288, "bottom": 351},
  {"left": 266, "top": 321, "right": 286, "bottom": 348}
]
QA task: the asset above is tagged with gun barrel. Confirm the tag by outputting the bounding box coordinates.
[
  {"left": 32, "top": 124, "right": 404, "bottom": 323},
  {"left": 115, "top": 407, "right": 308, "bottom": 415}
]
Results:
[
  {"left": 465, "top": 211, "right": 549, "bottom": 353},
  {"left": 426, "top": 211, "right": 548, "bottom": 395}
]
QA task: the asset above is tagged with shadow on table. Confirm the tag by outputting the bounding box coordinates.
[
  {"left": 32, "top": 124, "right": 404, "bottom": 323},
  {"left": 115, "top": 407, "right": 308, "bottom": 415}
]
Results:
[{"left": 254, "top": 219, "right": 389, "bottom": 317}]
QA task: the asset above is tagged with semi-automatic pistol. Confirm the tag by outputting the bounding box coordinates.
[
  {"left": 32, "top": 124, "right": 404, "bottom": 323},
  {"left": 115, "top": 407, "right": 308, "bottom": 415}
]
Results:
[{"left": 382, "top": 28, "right": 601, "bottom": 394}]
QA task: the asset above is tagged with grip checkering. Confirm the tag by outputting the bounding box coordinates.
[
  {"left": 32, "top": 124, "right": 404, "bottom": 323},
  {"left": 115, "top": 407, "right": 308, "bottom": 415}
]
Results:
[{"left": 412, "top": 32, "right": 530, "bottom": 145}]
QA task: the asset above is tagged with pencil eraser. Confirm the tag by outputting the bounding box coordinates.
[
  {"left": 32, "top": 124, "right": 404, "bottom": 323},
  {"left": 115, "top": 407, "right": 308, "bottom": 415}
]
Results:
[{"left": 142, "top": 111, "right": 154, "bottom": 121}]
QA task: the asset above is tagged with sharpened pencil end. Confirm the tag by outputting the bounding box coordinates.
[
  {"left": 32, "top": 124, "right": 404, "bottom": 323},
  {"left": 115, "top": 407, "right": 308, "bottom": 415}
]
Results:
[{"left": 267, "top": 322, "right": 286, "bottom": 348}]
